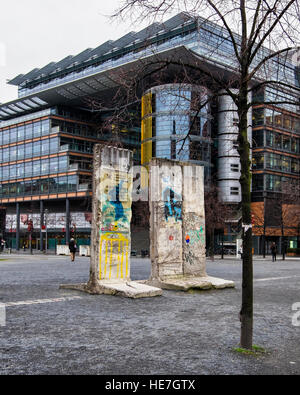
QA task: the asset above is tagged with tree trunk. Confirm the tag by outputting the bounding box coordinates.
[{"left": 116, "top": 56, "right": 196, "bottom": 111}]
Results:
[{"left": 238, "top": 82, "right": 253, "bottom": 350}]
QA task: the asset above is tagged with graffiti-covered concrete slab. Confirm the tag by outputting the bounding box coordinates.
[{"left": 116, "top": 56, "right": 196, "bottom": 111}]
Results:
[
  {"left": 144, "top": 158, "right": 234, "bottom": 291},
  {"left": 61, "top": 145, "right": 162, "bottom": 298}
]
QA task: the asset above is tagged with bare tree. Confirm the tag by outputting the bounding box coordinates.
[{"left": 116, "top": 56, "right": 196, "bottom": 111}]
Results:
[{"left": 110, "top": 0, "right": 300, "bottom": 350}]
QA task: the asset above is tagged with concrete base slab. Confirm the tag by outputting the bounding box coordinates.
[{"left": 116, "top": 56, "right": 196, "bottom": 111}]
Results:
[
  {"left": 141, "top": 275, "right": 235, "bottom": 291},
  {"left": 60, "top": 280, "right": 162, "bottom": 299}
]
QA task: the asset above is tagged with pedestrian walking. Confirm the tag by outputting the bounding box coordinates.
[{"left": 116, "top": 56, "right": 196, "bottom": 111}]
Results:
[
  {"left": 271, "top": 242, "right": 277, "bottom": 262},
  {"left": 69, "top": 238, "right": 77, "bottom": 262},
  {"left": 0, "top": 239, "right": 6, "bottom": 252}
]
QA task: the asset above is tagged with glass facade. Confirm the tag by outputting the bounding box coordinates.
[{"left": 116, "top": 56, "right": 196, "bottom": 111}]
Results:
[
  {"left": 141, "top": 84, "right": 212, "bottom": 180},
  {"left": 0, "top": 108, "right": 96, "bottom": 203}
]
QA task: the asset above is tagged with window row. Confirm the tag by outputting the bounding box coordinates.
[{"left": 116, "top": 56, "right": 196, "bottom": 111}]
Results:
[
  {"left": 0, "top": 156, "right": 69, "bottom": 181},
  {"left": 0, "top": 175, "right": 80, "bottom": 198},
  {"left": 51, "top": 119, "right": 97, "bottom": 139},
  {"left": 252, "top": 174, "right": 299, "bottom": 192},
  {"left": 0, "top": 138, "right": 59, "bottom": 163},
  {"left": 253, "top": 108, "right": 300, "bottom": 133},
  {"left": 252, "top": 130, "right": 300, "bottom": 153},
  {"left": 252, "top": 153, "right": 299, "bottom": 174},
  {"left": 0, "top": 119, "right": 50, "bottom": 145}
]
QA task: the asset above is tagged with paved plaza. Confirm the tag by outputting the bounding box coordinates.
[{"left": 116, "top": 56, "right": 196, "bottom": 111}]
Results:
[{"left": 0, "top": 253, "right": 300, "bottom": 375}]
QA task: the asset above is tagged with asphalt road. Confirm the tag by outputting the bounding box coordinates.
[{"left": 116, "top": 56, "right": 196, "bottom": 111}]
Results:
[{"left": 0, "top": 253, "right": 300, "bottom": 375}]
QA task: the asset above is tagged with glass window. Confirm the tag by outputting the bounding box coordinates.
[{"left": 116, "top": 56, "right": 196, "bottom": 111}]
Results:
[
  {"left": 291, "top": 138, "right": 298, "bottom": 153},
  {"left": 266, "top": 174, "right": 281, "bottom": 191},
  {"left": 51, "top": 157, "right": 59, "bottom": 173},
  {"left": 68, "top": 175, "right": 77, "bottom": 192},
  {"left": 17, "top": 144, "right": 25, "bottom": 160},
  {"left": 252, "top": 174, "right": 264, "bottom": 191},
  {"left": 9, "top": 164, "right": 17, "bottom": 179},
  {"left": 2, "top": 166, "right": 9, "bottom": 180},
  {"left": 49, "top": 177, "right": 58, "bottom": 193},
  {"left": 252, "top": 108, "right": 264, "bottom": 126},
  {"left": 10, "top": 128, "right": 17, "bottom": 143},
  {"left": 17, "top": 126, "right": 25, "bottom": 141},
  {"left": 291, "top": 159, "right": 299, "bottom": 174},
  {"left": 252, "top": 130, "right": 264, "bottom": 147},
  {"left": 265, "top": 109, "right": 273, "bottom": 125},
  {"left": 266, "top": 153, "right": 281, "bottom": 170},
  {"left": 252, "top": 154, "right": 264, "bottom": 169},
  {"left": 295, "top": 119, "right": 300, "bottom": 133},
  {"left": 25, "top": 123, "right": 33, "bottom": 140},
  {"left": 16, "top": 182, "right": 24, "bottom": 195},
  {"left": 16, "top": 163, "right": 24, "bottom": 178},
  {"left": 10, "top": 146, "right": 17, "bottom": 161},
  {"left": 24, "top": 161, "right": 32, "bottom": 177},
  {"left": 32, "top": 180, "right": 40, "bottom": 195},
  {"left": 33, "top": 142, "right": 41, "bottom": 157},
  {"left": 41, "top": 159, "right": 49, "bottom": 175},
  {"left": 41, "top": 139, "right": 50, "bottom": 155},
  {"left": 2, "top": 184, "right": 9, "bottom": 197},
  {"left": 274, "top": 133, "right": 282, "bottom": 149},
  {"left": 50, "top": 137, "right": 59, "bottom": 153},
  {"left": 282, "top": 157, "right": 290, "bottom": 172},
  {"left": 274, "top": 111, "right": 282, "bottom": 128},
  {"left": 25, "top": 142, "right": 32, "bottom": 158},
  {"left": 41, "top": 120, "right": 49, "bottom": 136},
  {"left": 24, "top": 181, "right": 32, "bottom": 196},
  {"left": 59, "top": 156, "right": 68, "bottom": 171},
  {"left": 32, "top": 160, "right": 40, "bottom": 176},
  {"left": 9, "top": 183, "right": 17, "bottom": 197},
  {"left": 283, "top": 115, "right": 292, "bottom": 130},
  {"left": 40, "top": 179, "right": 49, "bottom": 194},
  {"left": 33, "top": 122, "right": 42, "bottom": 138},
  {"left": 58, "top": 176, "right": 68, "bottom": 193},
  {"left": 282, "top": 135, "right": 291, "bottom": 151},
  {"left": 3, "top": 130, "right": 9, "bottom": 144},
  {"left": 3, "top": 148, "right": 9, "bottom": 162}
]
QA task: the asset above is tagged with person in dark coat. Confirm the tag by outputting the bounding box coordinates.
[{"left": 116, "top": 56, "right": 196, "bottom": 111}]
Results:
[
  {"left": 69, "top": 238, "right": 77, "bottom": 262},
  {"left": 271, "top": 242, "right": 277, "bottom": 262}
]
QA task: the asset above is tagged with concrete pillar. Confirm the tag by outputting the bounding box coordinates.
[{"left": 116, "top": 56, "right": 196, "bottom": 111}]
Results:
[
  {"left": 40, "top": 200, "right": 44, "bottom": 251},
  {"left": 16, "top": 203, "right": 20, "bottom": 251},
  {"left": 147, "top": 158, "right": 234, "bottom": 291},
  {"left": 66, "top": 198, "right": 70, "bottom": 244},
  {"left": 61, "top": 145, "right": 162, "bottom": 298}
]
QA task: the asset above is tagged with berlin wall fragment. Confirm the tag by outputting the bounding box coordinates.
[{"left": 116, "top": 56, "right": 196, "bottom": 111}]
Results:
[
  {"left": 145, "top": 158, "right": 234, "bottom": 291},
  {"left": 60, "top": 145, "right": 162, "bottom": 298}
]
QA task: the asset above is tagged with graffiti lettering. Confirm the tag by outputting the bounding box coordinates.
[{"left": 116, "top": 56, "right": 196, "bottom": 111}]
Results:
[
  {"left": 99, "top": 233, "right": 129, "bottom": 280},
  {"left": 163, "top": 187, "right": 182, "bottom": 222},
  {"left": 185, "top": 227, "right": 205, "bottom": 245}
]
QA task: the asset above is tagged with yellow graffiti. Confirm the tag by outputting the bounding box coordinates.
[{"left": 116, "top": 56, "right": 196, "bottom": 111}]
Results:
[{"left": 99, "top": 233, "right": 129, "bottom": 281}]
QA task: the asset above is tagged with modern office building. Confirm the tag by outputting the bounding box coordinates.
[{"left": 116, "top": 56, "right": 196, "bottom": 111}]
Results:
[{"left": 0, "top": 12, "right": 299, "bottom": 253}]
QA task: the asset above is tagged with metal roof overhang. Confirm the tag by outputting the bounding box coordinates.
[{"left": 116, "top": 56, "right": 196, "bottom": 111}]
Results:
[{"left": 0, "top": 46, "right": 235, "bottom": 121}]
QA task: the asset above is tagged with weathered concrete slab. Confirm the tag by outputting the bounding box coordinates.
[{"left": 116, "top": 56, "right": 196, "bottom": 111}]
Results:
[
  {"left": 60, "top": 281, "right": 162, "bottom": 298},
  {"left": 143, "top": 276, "right": 234, "bottom": 291},
  {"left": 147, "top": 158, "right": 235, "bottom": 291},
  {"left": 60, "top": 146, "right": 163, "bottom": 299}
]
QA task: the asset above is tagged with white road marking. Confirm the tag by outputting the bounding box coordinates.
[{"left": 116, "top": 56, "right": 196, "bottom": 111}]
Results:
[
  {"left": 4, "top": 296, "right": 83, "bottom": 307},
  {"left": 254, "top": 275, "right": 300, "bottom": 282}
]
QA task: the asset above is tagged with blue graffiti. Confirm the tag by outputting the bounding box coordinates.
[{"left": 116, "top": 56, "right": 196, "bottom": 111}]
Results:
[
  {"left": 108, "top": 180, "right": 126, "bottom": 221},
  {"left": 163, "top": 187, "right": 182, "bottom": 222}
]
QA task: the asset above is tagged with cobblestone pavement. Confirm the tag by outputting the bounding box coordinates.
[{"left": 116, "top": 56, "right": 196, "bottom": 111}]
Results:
[{"left": 0, "top": 253, "right": 300, "bottom": 375}]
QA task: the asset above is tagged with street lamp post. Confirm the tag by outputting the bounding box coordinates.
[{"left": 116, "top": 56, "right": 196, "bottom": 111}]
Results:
[{"left": 44, "top": 209, "right": 49, "bottom": 254}]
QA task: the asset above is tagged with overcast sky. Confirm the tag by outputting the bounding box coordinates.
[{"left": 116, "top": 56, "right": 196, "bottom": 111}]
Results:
[{"left": 0, "top": 0, "right": 153, "bottom": 103}]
